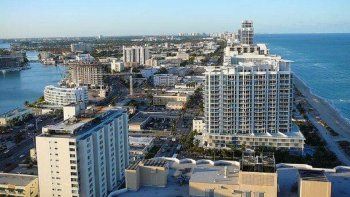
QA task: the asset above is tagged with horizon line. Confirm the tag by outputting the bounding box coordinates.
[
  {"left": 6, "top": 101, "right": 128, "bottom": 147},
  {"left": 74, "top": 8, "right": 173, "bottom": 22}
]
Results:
[{"left": 1, "top": 32, "right": 350, "bottom": 40}]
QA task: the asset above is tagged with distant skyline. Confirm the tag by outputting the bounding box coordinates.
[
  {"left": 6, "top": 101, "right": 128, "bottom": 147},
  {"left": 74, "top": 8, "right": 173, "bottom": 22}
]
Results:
[{"left": 1, "top": 0, "right": 350, "bottom": 39}]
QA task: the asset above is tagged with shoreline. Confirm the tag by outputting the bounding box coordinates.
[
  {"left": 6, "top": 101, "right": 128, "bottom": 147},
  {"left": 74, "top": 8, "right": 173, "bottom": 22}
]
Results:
[{"left": 293, "top": 75, "right": 350, "bottom": 140}]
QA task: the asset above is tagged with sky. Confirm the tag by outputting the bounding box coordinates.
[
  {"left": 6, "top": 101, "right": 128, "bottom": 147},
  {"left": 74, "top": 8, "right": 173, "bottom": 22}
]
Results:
[{"left": 1, "top": 0, "right": 350, "bottom": 38}]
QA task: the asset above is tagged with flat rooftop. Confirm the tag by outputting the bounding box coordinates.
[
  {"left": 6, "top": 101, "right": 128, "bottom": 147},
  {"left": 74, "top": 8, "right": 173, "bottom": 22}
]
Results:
[
  {"left": 129, "top": 136, "right": 154, "bottom": 146},
  {"left": 299, "top": 169, "right": 328, "bottom": 182},
  {"left": 277, "top": 165, "right": 350, "bottom": 197},
  {"left": 118, "top": 169, "right": 188, "bottom": 197},
  {"left": 0, "top": 173, "right": 37, "bottom": 187},
  {"left": 41, "top": 107, "right": 124, "bottom": 137},
  {"left": 190, "top": 165, "right": 239, "bottom": 185}
]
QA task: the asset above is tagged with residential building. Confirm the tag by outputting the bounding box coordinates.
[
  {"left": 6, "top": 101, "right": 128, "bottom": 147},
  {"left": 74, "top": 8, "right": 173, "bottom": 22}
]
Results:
[
  {"left": 36, "top": 108, "right": 129, "bottom": 197},
  {"left": 238, "top": 20, "right": 254, "bottom": 45},
  {"left": 44, "top": 85, "right": 88, "bottom": 107},
  {"left": 153, "top": 74, "right": 178, "bottom": 87},
  {"left": 202, "top": 60, "right": 305, "bottom": 149},
  {"left": 192, "top": 118, "right": 205, "bottom": 133},
  {"left": 0, "top": 173, "right": 38, "bottom": 197},
  {"left": 166, "top": 101, "right": 185, "bottom": 110},
  {"left": 129, "top": 137, "right": 155, "bottom": 162},
  {"left": 75, "top": 54, "right": 95, "bottom": 63},
  {"left": 111, "top": 60, "right": 124, "bottom": 73},
  {"left": 123, "top": 46, "right": 150, "bottom": 66},
  {"left": 69, "top": 63, "right": 105, "bottom": 88},
  {"left": 153, "top": 93, "right": 188, "bottom": 106},
  {"left": 0, "top": 108, "right": 32, "bottom": 126}
]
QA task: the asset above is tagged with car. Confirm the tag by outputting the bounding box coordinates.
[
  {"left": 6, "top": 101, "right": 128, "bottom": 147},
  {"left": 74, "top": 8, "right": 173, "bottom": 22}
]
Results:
[{"left": 19, "top": 154, "right": 25, "bottom": 158}]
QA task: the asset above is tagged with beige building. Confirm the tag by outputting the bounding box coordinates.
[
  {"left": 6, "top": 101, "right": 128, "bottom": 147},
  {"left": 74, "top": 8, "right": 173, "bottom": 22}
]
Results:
[
  {"left": 125, "top": 160, "right": 168, "bottom": 191},
  {"left": 192, "top": 118, "right": 205, "bottom": 133},
  {"left": 69, "top": 63, "right": 105, "bottom": 88},
  {"left": 153, "top": 93, "right": 188, "bottom": 106},
  {"left": 166, "top": 101, "right": 185, "bottom": 110},
  {"left": 189, "top": 168, "right": 277, "bottom": 197},
  {"left": 298, "top": 170, "right": 331, "bottom": 197},
  {"left": 0, "top": 173, "right": 39, "bottom": 197}
]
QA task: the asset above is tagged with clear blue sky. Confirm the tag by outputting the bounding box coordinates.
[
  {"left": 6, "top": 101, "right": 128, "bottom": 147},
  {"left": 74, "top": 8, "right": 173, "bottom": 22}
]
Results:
[{"left": 1, "top": 0, "right": 350, "bottom": 38}]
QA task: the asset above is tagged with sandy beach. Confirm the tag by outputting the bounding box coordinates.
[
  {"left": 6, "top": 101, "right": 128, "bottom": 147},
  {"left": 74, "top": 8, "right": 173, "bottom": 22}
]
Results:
[{"left": 294, "top": 76, "right": 350, "bottom": 139}]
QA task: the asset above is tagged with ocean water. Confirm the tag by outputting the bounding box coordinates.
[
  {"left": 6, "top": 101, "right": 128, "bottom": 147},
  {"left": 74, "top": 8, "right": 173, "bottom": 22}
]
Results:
[
  {"left": 0, "top": 51, "right": 66, "bottom": 114},
  {"left": 256, "top": 34, "right": 350, "bottom": 121}
]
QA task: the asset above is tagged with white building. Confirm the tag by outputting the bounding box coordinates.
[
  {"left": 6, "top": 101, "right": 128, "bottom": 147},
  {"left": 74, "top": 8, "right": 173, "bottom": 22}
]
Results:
[
  {"left": 75, "top": 54, "right": 95, "bottom": 63},
  {"left": 129, "top": 136, "right": 154, "bottom": 162},
  {"left": 71, "top": 42, "right": 93, "bottom": 53},
  {"left": 202, "top": 60, "right": 305, "bottom": 149},
  {"left": 153, "top": 74, "right": 178, "bottom": 87},
  {"left": 36, "top": 108, "right": 129, "bottom": 197},
  {"left": 44, "top": 85, "right": 88, "bottom": 107},
  {"left": 123, "top": 46, "right": 150, "bottom": 66},
  {"left": 111, "top": 59, "right": 124, "bottom": 73},
  {"left": 238, "top": 20, "right": 254, "bottom": 45},
  {"left": 192, "top": 118, "right": 205, "bottom": 133}
]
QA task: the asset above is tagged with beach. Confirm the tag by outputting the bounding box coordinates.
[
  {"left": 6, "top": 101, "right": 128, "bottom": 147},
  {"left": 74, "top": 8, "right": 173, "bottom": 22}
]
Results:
[{"left": 294, "top": 76, "right": 350, "bottom": 139}]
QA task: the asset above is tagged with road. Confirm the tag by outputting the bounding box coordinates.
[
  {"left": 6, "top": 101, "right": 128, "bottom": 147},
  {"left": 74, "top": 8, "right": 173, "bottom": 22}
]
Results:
[{"left": 0, "top": 114, "right": 62, "bottom": 172}]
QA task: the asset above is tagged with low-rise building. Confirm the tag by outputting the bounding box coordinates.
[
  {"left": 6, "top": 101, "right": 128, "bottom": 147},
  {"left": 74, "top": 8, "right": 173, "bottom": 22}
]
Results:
[
  {"left": 129, "top": 137, "right": 155, "bottom": 162},
  {"left": 298, "top": 170, "right": 331, "bottom": 197},
  {"left": 0, "top": 108, "right": 32, "bottom": 126},
  {"left": 166, "top": 101, "right": 185, "bottom": 110},
  {"left": 44, "top": 85, "right": 88, "bottom": 107},
  {"left": 153, "top": 74, "right": 178, "bottom": 87},
  {"left": 153, "top": 93, "right": 188, "bottom": 106},
  {"left": 0, "top": 173, "right": 38, "bottom": 197},
  {"left": 125, "top": 160, "right": 168, "bottom": 191}
]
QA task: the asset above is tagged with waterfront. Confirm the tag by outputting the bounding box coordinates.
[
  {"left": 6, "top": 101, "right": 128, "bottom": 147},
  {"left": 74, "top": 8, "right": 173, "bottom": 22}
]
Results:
[
  {"left": 0, "top": 51, "right": 66, "bottom": 114},
  {"left": 1, "top": 34, "right": 350, "bottom": 120},
  {"left": 256, "top": 33, "right": 350, "bottom": 122}
]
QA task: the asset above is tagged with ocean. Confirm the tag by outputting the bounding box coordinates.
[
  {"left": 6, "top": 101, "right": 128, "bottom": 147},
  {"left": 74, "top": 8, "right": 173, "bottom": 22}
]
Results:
[{"left": 256, "top": 34, "right": 350, "bottom": 122}]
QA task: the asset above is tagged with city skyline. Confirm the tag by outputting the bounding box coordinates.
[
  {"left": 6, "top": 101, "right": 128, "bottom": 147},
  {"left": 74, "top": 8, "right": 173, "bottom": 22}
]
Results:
[{"left": 1, "top": 0, "right": 350, "bottom": 39}]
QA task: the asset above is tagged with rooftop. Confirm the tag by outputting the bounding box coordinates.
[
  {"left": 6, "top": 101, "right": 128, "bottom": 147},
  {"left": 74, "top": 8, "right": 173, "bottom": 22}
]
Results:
[
  {"left": 299, "top": 169, "right": 328, "bottom": 182},
  {"left": 41, "top": 107, "right": 124, "bottom": 137},
  {"left": 190, "top": 165, "right": 239, "bottom": 185},
  {"left": 0, "top": 173, "right": 37, "bottom": 187}
]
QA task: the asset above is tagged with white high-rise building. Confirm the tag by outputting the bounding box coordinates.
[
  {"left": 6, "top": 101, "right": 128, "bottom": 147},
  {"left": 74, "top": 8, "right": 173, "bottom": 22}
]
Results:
[
  {"left": 238, "top": 20, "right": 254, "bottom": 45},
  {"left": 44, "top": 85, "right": 88, "bottom": 107},
  {"left": 202, "top": 59, "right": 304, "bottom": 149},
  {"left": 123, "top": 46, "right": 150, "bottom": 65},
  {"left": 36, "top": 108, "right": 129, "bottom": 197}
]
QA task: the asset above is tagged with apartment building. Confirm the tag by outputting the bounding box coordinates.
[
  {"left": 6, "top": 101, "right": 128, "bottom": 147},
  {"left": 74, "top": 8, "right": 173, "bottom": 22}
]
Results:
[
  {"left": 69, "top": 63, "right": 105, "bottom": 88},
  {"left": 0, "top": 173, "right": 38, "bottom": 197},
  {"left": 123, "top": 46, "right": 150, "bottom": 66},
  {"left": 111, "top": 59, "right": 124, "bottom": 73},
  {"left": 44, "top": 85, "right": 88, "bottom": 107},
  {"left": 36, "top": 108, "right": 129, "bottom": 197},
  {"left": 153, "top": 93, "right": 188, "bottom": 106},
  {"left": 202, "top": 60, "right": 304, "bottom": 149},
  {"left": 238, "top": 20, "right": 254, "bottom": 45},
  {"left": 153, "top": 74, "right": 178, "bottom": 87}
]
